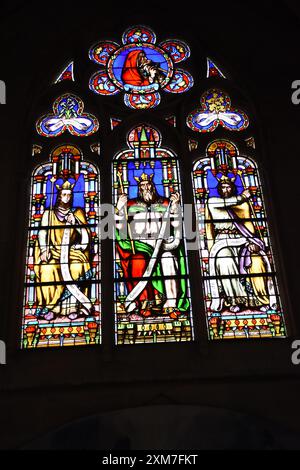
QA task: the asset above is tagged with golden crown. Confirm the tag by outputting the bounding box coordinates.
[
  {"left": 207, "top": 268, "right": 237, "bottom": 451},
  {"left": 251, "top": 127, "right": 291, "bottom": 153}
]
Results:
[
  {"left": 134, "top": 173, "right": 154, "bottom": 183},
  {"left": 55, "top": 180, "right": 75, "bottom": 191},
  {"left": 216, "top": 174, "right": 236, "bottom": 183}
]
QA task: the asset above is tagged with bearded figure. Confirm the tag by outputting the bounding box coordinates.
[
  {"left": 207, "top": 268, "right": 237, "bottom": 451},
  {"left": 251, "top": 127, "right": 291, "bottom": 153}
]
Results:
[
  {"left": 206, "top": 175, "right": 276, "bottom": 313},
  {"left": 115, "top": 173, "right": 189, "bottom": 319}
]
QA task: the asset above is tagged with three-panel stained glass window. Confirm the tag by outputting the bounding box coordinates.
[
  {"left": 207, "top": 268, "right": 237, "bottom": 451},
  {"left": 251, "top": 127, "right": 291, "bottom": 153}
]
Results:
[{"left": 21, "top": 25, "right": 286, "bottom": 348}]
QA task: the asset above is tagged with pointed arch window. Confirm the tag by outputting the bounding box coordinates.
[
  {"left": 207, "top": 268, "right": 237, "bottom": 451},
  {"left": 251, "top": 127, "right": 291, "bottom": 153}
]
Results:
[
  {"left": 192, "top": 139, "right": 286, "bottom": 340},
  {"left": 19, "top": 23, "right": 290, "bottom": 351},
  {"left": 113, "top": 124, "right": 193, "bottom": 344},
  {"left": 22, "top": 145, "right": 101, "bottom": 348}
]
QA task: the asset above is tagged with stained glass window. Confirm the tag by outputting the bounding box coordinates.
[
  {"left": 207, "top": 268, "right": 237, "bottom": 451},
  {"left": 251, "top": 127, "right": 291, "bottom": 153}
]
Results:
[
  {"left": 187, "top": 89, "right": 249, "bottom": 133},
  {"left": 89, "top": 25, "right": 193, "bottom": 109},
  {"left": 110, "top": 117, "right": 122, "bottom": 130},
  {"left": 36, "top": 94, "right": 99, "bottom": 138},
  {"left": 113, "top": 125, "right": 193, "bottom": 344},
  {"left": 22, "top": 145, "right": 101, "bottom": 348},
  {"left": 22, "top": 24, "right": 289, "bottom": 350},
  {"left": 206, "top": 58, "right": 226, "bottom": 78},
  {"left": 164, "top": 115, "right": 176, "bottom": 127},
  {"left": 55, "top": 61, "right": 74, "bottom": 83},
  {"left": 192, "top": 139, "right": 286, "bottom": 340}
]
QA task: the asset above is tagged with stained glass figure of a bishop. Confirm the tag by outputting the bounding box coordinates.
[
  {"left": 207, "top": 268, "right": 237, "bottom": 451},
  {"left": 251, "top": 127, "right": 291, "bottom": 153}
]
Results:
[{"left": 34, "top": 180, "right": 93, "bottom": 321}]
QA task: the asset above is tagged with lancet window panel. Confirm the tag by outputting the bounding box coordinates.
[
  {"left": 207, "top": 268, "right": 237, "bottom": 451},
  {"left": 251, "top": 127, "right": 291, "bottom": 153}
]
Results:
[
  {"left": 192, "top": 139, "right": 286, "bottom": 341},
  {"left": 22, "top": 145, "right": 101, "bottom": 348},
  {"left": 112, "top": 124, "right": 193, "bottom": 345}
]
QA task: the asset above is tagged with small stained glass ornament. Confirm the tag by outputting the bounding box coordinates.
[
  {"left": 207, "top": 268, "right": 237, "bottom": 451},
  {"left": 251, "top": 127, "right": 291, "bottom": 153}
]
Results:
[
  {"left": 32, "top": 144, "right": 42, "bottom": 156},
  {"left": 206, "top": 58, "right": 226, "bottom": 78},
  {"left": 110, "top": 118, "right": 122, "bottom": 130},
  {"left": 90, "top": 142, "right": 101, "bottom": 155},
  {"left": 188, "top": 139, "right": 198, "bottom": 151},
  {"left": 55, "top": 61, "right": 74, "bottom": 83},
  {"left": 36, "top": 94, "right": 99, "bottom": 137},
  {"left": 187, "top": 89, "right": 249, "bottom": 133},
  {"left": 245, "top": 137, "right": 256, "bottom": 149},
  {"left": 164, "top": 115, "right": 176, "bottom": 127}
]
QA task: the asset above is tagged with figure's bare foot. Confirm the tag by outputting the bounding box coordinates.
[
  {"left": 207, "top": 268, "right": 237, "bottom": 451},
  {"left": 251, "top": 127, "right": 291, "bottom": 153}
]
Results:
[
  {"left": 44, "top": 311, "right": 55, "bottom": 321},
  {"left": 229, "top": 305, "right": 240, "bottom": 313},
  {"left": 260, "top": 305, "right": 269, "bottom": 312},
  {"left": 68, "top": 312, "right": 78, "bottom": 320}
]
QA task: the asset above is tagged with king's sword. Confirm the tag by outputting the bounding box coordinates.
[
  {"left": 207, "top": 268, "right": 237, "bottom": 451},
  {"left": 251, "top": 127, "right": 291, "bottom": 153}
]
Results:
[
  {"left": 60, "top": 220, "right": 92, "bottom": 314},
  {"left": 124, "top": 201, "right": 171, "bottom": 313}
]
